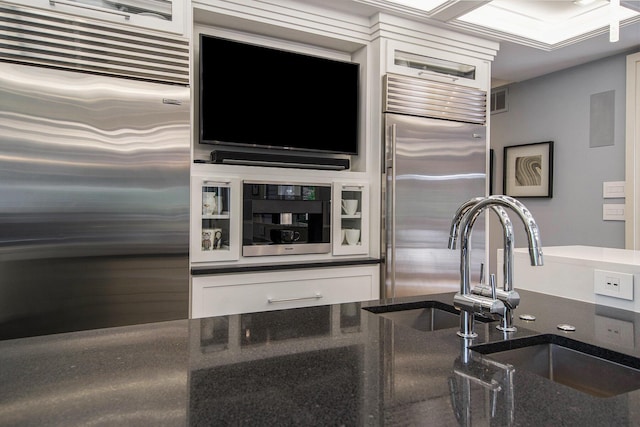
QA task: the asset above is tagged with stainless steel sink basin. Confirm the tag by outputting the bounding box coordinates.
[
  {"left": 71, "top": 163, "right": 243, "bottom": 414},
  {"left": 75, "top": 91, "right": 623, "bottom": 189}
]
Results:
[
  {"left": 364, "top": 301, "right": 490, "bottom": 332},
  {"left": 471, "top": 334, "right": 640, "bottom": 398}
]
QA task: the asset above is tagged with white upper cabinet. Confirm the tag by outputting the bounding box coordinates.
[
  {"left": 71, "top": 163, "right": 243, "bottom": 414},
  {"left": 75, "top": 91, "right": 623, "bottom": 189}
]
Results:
[
  {"left": 4, "top": 0, "right": 186, "bottom": 35},
  {"left": 386, "top": 40, "right": 490, "bottom": 91}
]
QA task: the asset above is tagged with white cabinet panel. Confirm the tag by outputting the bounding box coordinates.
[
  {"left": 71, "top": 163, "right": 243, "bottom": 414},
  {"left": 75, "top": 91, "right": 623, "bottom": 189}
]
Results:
[{"left": 191, "top": 265, "right": 379, "bottom": 318}]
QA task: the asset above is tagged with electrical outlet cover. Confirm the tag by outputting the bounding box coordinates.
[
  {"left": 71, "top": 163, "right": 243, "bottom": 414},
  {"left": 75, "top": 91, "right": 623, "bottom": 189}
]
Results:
[{"left": 594, "top": 269, "right": 634, "bottom": 300}]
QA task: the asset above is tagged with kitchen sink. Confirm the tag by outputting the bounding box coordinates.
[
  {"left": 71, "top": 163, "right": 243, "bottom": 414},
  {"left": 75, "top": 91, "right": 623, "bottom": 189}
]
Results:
[
  {"left": 471, "top": 334, "right": 640, "bottom": 398},
  {"left": 364, "top": 300, "right": 491, "bottom": 332}
]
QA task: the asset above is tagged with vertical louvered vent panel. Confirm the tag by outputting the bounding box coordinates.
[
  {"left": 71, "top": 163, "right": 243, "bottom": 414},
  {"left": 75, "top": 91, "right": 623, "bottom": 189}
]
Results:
[
  {"left": 384, "top": 74, "right": 487, "bottom": 124},
  {"left": 0, "top": 3, "right": 189, "bottom": 85}
]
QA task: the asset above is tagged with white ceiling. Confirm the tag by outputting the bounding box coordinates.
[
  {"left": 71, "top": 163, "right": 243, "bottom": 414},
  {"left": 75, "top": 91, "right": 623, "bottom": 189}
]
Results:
[
  {"left": 448, "top": 0, "right": 639, "bottom": 46},
  {"left": 491, "top": 21, "right": 640, "bottom": 86},
  {"left": 303, "top": 0, "right": 640, "bottom": 86},
  {"left": 430, "top": 0, "right": 640, "bottom": 86}
]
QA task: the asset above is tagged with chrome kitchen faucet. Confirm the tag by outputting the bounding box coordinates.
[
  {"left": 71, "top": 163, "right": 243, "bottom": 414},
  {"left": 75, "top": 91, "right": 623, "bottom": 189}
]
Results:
[
  {"left": 449, "top": 195, "right": 544, "bottom": 338},
  {"left": 449, "top": 198, "right": 520, "bottom": 332}
]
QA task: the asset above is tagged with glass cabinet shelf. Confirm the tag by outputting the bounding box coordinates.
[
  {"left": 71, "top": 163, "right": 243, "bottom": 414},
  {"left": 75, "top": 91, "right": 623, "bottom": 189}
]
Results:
[{"left": 202, "top": 214, "right": 231, "bottom": 220}]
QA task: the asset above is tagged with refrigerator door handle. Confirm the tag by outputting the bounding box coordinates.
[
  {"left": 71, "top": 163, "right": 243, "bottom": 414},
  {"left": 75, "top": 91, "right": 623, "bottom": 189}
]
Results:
[{"left": 387, "top": 123, "right": 397, "bottom": 298}]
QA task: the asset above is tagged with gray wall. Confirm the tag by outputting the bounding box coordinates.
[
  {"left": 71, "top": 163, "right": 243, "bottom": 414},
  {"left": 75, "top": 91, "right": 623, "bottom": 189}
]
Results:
[{"left": 488, "top": 51, "right": 634, "bottom": 273}]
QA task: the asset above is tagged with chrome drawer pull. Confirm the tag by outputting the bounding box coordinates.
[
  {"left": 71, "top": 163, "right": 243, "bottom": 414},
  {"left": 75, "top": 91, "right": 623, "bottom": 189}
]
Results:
[{"left": 267, "top": 293, "right": 322, "bottom": 304}]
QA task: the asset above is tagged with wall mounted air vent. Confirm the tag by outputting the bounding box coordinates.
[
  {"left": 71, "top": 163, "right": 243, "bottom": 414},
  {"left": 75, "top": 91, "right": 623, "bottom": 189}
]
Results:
[
  {"left": 491, "top": 87, "right": 509, "bottom": 114},
  {"left": 0, "top": 3, "right": 189, "bottom": 85}
]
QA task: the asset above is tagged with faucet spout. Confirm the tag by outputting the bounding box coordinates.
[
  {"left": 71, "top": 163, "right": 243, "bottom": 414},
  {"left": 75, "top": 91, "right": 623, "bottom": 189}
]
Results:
[
  {"left": 448, "top": 197, "right": 484, "bottom": 250},
  {"left": 491, "top": 195, "right": 544, "bottom": 268},
  {"left": 449, "top": 197, "right": 516, "bottom": 289},
  {"left": 450, "top": 195, "right": 543, "bottom": 338}
]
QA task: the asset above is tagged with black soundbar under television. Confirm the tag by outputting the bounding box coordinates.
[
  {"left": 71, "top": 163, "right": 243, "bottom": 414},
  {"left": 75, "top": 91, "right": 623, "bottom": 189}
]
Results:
[{"left": 210, "top": 150, "right": 350, "bottom": 171}]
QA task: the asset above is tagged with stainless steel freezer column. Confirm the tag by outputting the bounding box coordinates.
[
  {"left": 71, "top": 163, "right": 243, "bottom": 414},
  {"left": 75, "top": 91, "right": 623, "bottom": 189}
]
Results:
[
  {"left": 0, "top": 62, "right": 191, "bottom": 339},
  {"left": 383, "top": 113, "right": 487, "bottom": 298}
]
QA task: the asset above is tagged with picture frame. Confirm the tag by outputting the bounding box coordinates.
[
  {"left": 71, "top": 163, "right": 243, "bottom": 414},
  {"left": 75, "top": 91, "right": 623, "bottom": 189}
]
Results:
[{"left": 503, "top": 141, "right": 553, "bottom": 198}]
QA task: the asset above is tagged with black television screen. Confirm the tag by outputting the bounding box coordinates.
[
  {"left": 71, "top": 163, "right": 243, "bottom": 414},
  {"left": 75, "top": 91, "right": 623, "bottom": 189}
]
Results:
[{"left": 199, "top": 35, "right": 359, "bottom": 155}]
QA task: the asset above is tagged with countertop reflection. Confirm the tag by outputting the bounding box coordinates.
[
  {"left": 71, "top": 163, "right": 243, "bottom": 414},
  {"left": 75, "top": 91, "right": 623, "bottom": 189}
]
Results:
[{"left": 1, "top": 290, "right": 640, "bottom": 426}]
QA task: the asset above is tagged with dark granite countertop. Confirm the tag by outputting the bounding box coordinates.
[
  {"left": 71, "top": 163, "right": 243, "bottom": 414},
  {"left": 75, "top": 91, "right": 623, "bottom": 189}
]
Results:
[{"left": 1, "top": 289, "right": 640, "bottom": 426}]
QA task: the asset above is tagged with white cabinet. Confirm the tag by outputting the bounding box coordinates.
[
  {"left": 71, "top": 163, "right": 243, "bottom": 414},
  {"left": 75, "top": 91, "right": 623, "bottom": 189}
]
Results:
[
  {"left": 386, "top": 40, "right": 489, "bottom": 91},
  {"left": 191, "top": 265, "right": 379, "bottom": 318},
  {"left": 5, "top": 0, "right": 186, "bottom": 35},
  {"left": 332, "top": 182, "right": 369, "bottom": 256},
  {"left": 191, "top": 176, "right": 241, "bottom": 263}
]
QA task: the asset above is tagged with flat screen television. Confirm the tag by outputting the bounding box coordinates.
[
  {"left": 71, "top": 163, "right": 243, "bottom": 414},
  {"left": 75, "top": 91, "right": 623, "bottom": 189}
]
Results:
[{"left": 199, "top": 35, "right": 359, "bottom": 155}]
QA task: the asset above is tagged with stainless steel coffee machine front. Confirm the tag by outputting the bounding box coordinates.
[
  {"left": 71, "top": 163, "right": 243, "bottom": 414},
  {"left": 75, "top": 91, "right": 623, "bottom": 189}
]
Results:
[{"left": 242, "top": 182, "right": 332, "bottom": 256}]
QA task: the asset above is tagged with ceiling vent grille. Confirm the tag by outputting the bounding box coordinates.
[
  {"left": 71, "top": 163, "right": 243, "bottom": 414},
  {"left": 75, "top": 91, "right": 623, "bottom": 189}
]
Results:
[
  {"left": 383, "top": 73, "right": 487, "bottom": 124},
  {"left": 0, "top": 3, "right": 189, "bottom": 85}
]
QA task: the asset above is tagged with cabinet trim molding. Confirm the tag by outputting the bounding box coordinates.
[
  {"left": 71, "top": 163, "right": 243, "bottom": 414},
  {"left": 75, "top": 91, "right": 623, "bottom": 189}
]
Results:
[{"left": 191, "top": 257, "right": 380, "bottom": 275}]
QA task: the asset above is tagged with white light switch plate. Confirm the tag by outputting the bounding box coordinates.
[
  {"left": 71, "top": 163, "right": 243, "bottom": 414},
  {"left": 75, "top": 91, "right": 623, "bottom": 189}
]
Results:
[
  {"left": 603, "top": 204, "right": 625, "bottom": 221},
  {"left": 603, "top": 181, "right": 625, "bottom": 198}
]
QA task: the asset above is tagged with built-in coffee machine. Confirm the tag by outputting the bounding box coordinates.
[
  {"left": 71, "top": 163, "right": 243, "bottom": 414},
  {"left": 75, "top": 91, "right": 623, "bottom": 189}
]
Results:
[{"left": 243, "top": 182, "right": 331, "bottom": 256}]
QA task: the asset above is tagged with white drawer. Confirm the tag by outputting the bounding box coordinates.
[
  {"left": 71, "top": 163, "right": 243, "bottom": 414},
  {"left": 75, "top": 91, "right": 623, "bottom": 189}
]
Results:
[{"left": 191, "top": 265, "right": 379, "bottom": 318}]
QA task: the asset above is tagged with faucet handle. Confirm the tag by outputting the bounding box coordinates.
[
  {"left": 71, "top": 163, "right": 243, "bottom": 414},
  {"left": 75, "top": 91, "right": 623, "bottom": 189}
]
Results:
[{"left": 490, "top": 274, "right": 497, "bottom": 299}]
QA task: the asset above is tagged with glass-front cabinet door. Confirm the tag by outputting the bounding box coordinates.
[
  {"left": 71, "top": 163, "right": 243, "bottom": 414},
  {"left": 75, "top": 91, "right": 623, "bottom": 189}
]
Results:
[
  {"left": 386, "top": 40, "right": 489, "bottom": 91},
  {"left": 6, "top": 0, "right": 186, "bottom": 35},
  {"left": 332, "top": 182, "right": 369, "bottom": 256},
  {"left": 191, "top": 176, "right": 240, "bottom": 263}
]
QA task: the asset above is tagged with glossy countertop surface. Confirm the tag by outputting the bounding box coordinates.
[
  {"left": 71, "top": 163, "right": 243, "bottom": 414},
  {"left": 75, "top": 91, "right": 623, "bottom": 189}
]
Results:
[
  {"left": 513, "top": 245, "right": 640, "bottom": 267},
  {"left": 1, "top": 290, "right": 640, "bottom": 426}
]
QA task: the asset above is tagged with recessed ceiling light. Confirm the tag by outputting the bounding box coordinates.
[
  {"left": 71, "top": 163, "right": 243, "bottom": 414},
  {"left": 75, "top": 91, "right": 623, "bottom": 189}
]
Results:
[{"left": 574, "top": 0, "right": 599, "bottom": 6}]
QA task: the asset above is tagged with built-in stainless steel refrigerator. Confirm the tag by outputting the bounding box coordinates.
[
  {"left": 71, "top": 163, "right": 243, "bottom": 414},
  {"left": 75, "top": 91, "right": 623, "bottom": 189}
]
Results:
[
  {"left": 382, "top": 74, "right": 488, "bottom": 299},
  {"left": 0, "top": 4, "right": 191, "bottom": 339}
]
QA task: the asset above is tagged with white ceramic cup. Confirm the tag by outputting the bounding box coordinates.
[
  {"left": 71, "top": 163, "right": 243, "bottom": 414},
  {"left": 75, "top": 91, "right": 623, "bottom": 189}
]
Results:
[
  {"left": 345, "top": 228, "right": 360, "bottom": 245},
  {"left": 341, "top": 229, "right": 346, "bottom": 244},
  {"left": 341, "top": 199, "right": 358, "bottom": 215}
]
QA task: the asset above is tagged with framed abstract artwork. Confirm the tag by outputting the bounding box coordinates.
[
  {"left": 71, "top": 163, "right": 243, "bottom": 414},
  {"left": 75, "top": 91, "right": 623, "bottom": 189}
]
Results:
[{"left": 503, "top": 141, "right": 554, "bottom": 198}]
